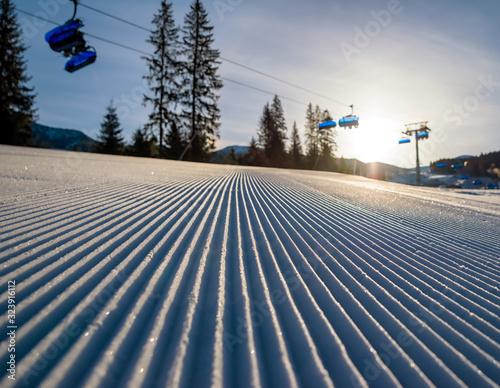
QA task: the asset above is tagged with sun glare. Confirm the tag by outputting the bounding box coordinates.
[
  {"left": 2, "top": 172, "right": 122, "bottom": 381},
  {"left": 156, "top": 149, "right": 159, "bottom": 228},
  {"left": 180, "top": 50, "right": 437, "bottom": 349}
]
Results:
[{"left": 338, "top": 117, "right": 401, "bottom": 164}]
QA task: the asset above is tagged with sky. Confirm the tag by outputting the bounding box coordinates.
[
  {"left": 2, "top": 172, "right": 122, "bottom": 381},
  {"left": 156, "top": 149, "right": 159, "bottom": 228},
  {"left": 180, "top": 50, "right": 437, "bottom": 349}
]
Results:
[{"left": 15, "top": 0, "right": 500, "bottom": 168}]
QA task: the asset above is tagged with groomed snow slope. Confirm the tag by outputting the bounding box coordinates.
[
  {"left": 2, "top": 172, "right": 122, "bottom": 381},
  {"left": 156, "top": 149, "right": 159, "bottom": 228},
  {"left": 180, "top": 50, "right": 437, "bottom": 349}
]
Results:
[{"left": 1, "top": 145, "right": 499, "bottom": 388}]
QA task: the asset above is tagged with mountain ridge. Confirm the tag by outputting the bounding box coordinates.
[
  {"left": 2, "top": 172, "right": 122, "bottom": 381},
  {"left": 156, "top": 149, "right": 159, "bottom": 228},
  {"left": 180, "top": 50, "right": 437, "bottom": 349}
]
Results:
[{"left": 31, "top": 123, "right": 96, "bottom": 152}]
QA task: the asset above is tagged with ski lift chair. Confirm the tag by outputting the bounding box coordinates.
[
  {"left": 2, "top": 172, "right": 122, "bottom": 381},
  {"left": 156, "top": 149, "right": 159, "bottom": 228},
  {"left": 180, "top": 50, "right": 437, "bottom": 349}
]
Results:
[{"left": 65, "top": 48, "right": 97, "bottom": 72}]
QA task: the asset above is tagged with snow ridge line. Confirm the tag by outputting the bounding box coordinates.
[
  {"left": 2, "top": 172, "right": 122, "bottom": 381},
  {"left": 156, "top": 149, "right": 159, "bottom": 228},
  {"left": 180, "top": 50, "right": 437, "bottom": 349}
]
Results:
[
  {"left": 0, "top": 182, "right": 175, "bottom": 241},
  {"left": 0, "top": 181, "right": 144, "bottom": 226},
  {"left": 0, "top": 175, "right": 213, "bottom": 328},
  {"left": 0, "top": 176, "right": 207, "bottom": 278},
  {"left": 277, "top": 174, "right": 500, "bottom": 261}
]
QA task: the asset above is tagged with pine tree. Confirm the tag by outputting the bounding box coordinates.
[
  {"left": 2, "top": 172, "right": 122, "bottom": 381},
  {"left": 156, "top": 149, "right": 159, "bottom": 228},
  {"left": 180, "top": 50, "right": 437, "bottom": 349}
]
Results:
[
  {"left": 131, "top": 127, "right": 156, "bottom": 157},
  {"left": 179, "top": 0, "right": 223, "bottom": 162},
  {"left": 304, "top": 104, "right": 337, "bottom": 170},
  {"left": 97, "top": 103, "right": 124, "bottom": 155},
  {"left": 304, "top": 103, "right": 318, "bottom": 167},
  {"left": 131, "top": 128, "right": 146, "bottom": 156},
  {"left": 164, "top": 120, "right": 185, "bottom": 159},
  {"left": 243, "top": 136, "right": 265, "bottom": 166},
  {"left": 257, "top": 102, "right": 273, "bottom": 166},
  {"left": 0, "top": 0, "right": 37, "bottom": 145},
  {"left": 317, "top": 108, "right": 337, "bottom": 171},
  {"left": 478, "top": 154, "right": 486, "bottom": 176},
  {"left": 289, "top": 121, "right": 302, "bottom": 168},
  {"left": 257, "top": 96, "right": 287, "bottom": 167},
  {"left": 143, "top": 1, "right": 181, "bottom": 158},
  {"left": 224, "top": 147, "right": 238, "bottom": 165},
  {"left": 269, "top": 95, "right": 287, "bottom": 166}
]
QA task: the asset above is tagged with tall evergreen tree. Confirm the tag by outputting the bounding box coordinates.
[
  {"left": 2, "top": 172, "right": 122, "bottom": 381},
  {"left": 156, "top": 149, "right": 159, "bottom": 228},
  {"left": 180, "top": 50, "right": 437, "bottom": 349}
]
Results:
[
  {"left": 143, "top": 1, "right": 181, "bottom": 158},
  {"left": 0, "top": 0, "right": 37, "bottom": 145},
  {"left": 338, "top": 156, "right": 348, "bottom": 174},
  {"left": 179, "top": 0, "right": 223, "bottom": 162},
  {"left": 257, "top": 102, "right": 273, "bottom": 166},
  {"left": 304, "top": 104, "right": 337, "bottom": 170},
  {"left": 289, "top": 121, "right": 302, "bottom": 168},
  {"left": 257, "top": 95, "right": 287, "bottom": 167},
  {"left": 97, "top": 103, "right": 124, "bottom": 155},
  {"left": 269, "top": 94, "right": 287, "bottom": 165},
  {"left": 304, "top": 103, "right": 318, "bottom": 167},
  {"left": 317, "top": 108, "right": 337, "bottom": 170}
]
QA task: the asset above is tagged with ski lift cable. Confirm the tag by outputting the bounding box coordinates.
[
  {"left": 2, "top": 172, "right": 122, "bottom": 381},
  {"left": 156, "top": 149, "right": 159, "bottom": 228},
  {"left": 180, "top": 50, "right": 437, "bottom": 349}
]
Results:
[
  {"left": 17, "top": 8, "right": 312, "bottom": 106},
  {"left": 82, "top": 32, "right": 150, "bottom": 56},
  {"left": 71, "top": 3, "right": 443, "bottom": 128},
  {"left": 78, "top": 3, "right": 151, "bottom": 32},
  {"left": 75, "top": 2, "right": 355, "bottom": 110},
  {"left": 76, "top": 3, "right": 408, "bottom": 122},
  {"left": 222, "top": 78, "right": 309, "bottom": 106},
  {"left": 17, "top": 9, "right": 150, "bottom": 56},
  {"left": 218, "top": 56, "right": 349, "bottom": 109}
]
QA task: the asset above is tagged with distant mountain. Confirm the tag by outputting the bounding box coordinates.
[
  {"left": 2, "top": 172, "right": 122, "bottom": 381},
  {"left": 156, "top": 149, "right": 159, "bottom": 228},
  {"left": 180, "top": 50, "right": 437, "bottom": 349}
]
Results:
[
  {"left": 31, "top": 123, "right": 96, "bottom": 152},
  {"left": 212, "top": 145, "right": 249, "bottom": 163},
  {"left": 340, "top": 158, "right": 410, "bottom": 181}
]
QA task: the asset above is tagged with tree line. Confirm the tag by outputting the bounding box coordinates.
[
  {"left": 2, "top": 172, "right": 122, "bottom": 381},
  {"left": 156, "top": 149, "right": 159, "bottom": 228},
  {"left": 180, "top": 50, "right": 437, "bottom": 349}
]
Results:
[
  {"left": 226, "top": 97, "right": 338, "bottom": 171},
  {"left": 89, "top": 0, "right": 224, "bottom": 161},
  {"left": 430, "top": 150, "right": 500, "bottom": 178}
]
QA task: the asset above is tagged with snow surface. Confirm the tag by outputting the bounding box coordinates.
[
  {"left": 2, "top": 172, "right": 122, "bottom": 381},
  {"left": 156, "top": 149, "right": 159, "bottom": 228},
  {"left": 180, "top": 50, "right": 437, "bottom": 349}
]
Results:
[{"left": 1, "top": 145, "right": 499, "bottom": 388}]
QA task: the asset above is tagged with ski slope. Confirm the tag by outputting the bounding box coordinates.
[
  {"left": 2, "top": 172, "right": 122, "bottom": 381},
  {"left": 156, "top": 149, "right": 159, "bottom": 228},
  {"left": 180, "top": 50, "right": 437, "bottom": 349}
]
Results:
[{"left": 1, "top": 145, "right": 499, "bottom": 388}]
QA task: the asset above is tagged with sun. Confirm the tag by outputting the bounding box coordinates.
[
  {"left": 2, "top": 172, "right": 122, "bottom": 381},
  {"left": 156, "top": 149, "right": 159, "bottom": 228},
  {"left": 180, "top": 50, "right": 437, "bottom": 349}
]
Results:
[{"left": 337, "top": 117, "right": 401, "bottom": 164}]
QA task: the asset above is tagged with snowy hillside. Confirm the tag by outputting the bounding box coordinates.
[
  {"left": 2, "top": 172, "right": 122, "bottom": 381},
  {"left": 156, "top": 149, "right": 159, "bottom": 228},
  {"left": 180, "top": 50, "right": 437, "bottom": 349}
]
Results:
[{"left": 0, "top": 145, "right": 499, "bottom": 387}]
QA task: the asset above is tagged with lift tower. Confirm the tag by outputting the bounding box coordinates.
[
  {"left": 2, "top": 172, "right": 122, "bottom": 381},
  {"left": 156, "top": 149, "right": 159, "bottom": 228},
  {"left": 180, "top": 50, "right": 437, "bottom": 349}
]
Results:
[{"left": 399, "top": 122, "right": 431, "bottom": 186}]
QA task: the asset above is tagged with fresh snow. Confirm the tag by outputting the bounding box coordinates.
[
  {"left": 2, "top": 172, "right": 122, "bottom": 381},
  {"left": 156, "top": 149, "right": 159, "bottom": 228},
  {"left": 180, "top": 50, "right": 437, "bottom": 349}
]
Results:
[{"left": 0, "top": 145, "right": 499, "bottom": 388}]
